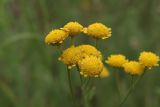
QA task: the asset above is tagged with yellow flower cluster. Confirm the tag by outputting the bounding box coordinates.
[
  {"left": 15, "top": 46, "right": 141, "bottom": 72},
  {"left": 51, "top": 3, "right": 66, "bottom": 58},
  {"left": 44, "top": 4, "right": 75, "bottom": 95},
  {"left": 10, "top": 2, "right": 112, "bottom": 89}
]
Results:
[
  {"left": 61, "top": 22, "right": 83, "bottom": 36},
  {"left": 78, "top": 56, "right": 103, "bottom": 77},
  {"left": 44, "top": 21, "right": 159, "bottom": 78},
  {"left": 59, "top": 44, "right": 107, "bottom": 77},
  {"left": 77, "top": 45, "right": 102, "bottom": 59},
  {"left": 106, "top": 52, "right": 159, "bottom": 76},
  {"left": 45, "top": 29, "right": 68, "bottom": 45},
  {"left": 44, "top": 22, "right": 111, "bottom": 45},
  {"left": 106, "top": 54, "right": 128, "bottom": 68},
  {"left": 58, "top": 46, "right": 81, "bottom": 68},
  {"left": 59, "top": 45, "right": 101, "bottom": 67},
  {"left": 123, "top": 61, "right": 144, "bottom": 76},
  {"left": 83, "top": 23, "right": 112, "bottom": 39},
  {"left": 139, "top": 51, "right": 159, "bottom": 68}
]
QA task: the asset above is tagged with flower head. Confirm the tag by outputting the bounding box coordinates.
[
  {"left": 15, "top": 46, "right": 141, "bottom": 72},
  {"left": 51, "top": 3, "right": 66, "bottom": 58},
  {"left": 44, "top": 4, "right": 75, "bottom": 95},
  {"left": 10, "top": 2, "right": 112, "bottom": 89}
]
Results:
[
  {"left": 61, "top": 22, "right": 83, "bottom": 36},
  {"left": 59, "top": 44, "right": 102, "bottom": 69},
  {"left": 78, "top": 56, "right": 103, "bottom": 77},
  {"left": 83, "top": 23, "right": 111, "bottom": 39},
  {"left": 59, "top": 46, "right": 81, "bottom": 69},
  {"left": 123, "top": 61, "right": 144, "bottom": 76},
  {"left": 45, "top": 29, "right": 68, "bottom": 45},
  {"left": 139, "top": 51, "right": 159, "bottom": 68},
  {"left": 100, "top": 67, "right": 110, "bottom": 78},
  {"left": 106, "top": 54, "right": 128, "bottom": 68},
  {"left": 77, "top": 44, "right": 102, "bottom": 59}
]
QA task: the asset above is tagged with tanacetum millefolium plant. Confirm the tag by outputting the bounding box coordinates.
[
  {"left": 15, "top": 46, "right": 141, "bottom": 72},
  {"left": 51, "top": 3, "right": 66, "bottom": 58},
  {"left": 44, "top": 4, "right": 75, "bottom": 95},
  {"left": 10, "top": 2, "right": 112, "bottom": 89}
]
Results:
[{"left": 44, "top": 21, "right": 160, "bottom": 107}]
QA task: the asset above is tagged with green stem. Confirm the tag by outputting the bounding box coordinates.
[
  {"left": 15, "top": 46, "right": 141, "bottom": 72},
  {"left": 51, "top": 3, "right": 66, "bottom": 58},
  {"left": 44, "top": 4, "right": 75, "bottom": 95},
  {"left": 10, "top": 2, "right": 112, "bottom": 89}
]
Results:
[
  {"left": 76, "top": 65, "right": 83, "bottom": 85},
  {"left": 85, "top": 77, "right": 92, "bottom": 107},
  {"left": 131, "top": 76, "right": 134, "bottom": 85},
  {"left": 67, "top": 67, "right": 75, "bottom": 106},
  {"left": 76, "top": 65, "right": 87, "bottom": 107},
  {"left": 119, "top": 71, "right": 146, "bottom": 107},
  {"left": 115, "top": 70, "right": 121, "bottom": 99},
  {"left": 71, "top": 37, "right": 75, "bottom": 46},
  {"left": 57, "top": 45, "right": 63, "bottom": 54},
  {"left": 83, "top": 77, "right": 91, "bottom": 90},
  {"left": 95, "top": 39, "right": 98, "bottom": 48}
]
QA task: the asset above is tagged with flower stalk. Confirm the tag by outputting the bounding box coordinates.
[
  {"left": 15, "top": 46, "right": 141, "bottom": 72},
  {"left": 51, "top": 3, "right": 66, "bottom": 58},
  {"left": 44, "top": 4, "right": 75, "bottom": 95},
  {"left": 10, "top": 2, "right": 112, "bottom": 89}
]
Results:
[
  {"left": 119, "top": 71, "right": 146, "bottom": 107},
  {"left": 95, "top": 38, "right": 98, "bottom": 48},
  {"left": 114, "top": 70, "right": 121, "bottom": 99},
  {"left": 67, "top": 67, "right": 75, "bottom": 106}
]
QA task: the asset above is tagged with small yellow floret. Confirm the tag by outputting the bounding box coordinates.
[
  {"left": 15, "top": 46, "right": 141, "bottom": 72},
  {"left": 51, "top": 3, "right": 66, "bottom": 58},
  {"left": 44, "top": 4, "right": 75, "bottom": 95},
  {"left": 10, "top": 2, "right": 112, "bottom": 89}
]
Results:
[
  {"left": 78, "top": 56, "right": 103, "bottom": 77},
  {"left": 123, "top": 61, "right": 144, "bottom": 76},
  {"left": 83, "top": 23, "right": 111, "bottom": 39},
  {"left": 139, "top": 51, "right": 159, "bottom": 68},
  {"left": 100, "top": 67, "right": 110, "bottom": 78},
  {"left": 45, "top": 29, "right": 68, "bottom": 45},
  {"left": 59, "top": 46, "right": 81, "bottom": 68},
  {"left": 106, "top": 54, "right": 128, "bottom": 68},
  {"left": 61, "top": 22, "right": 83, "bottom": 36},
  {"left": 77, "top": 45, "right": 102, "bottom": 59}
]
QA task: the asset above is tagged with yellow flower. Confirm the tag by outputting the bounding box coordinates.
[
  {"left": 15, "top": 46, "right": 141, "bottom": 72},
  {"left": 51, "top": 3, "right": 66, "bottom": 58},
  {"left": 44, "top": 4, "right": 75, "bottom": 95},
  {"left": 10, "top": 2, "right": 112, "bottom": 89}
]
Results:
[
  {"left": 106, "top": 54, "right": 128, "bottom": 68},
  {"left": 59, "top": 46, "right": 81, "bottom": 69},
  {"left": 139, "top": 51, "right": 159, "bottom": 68},
  {"left": 61, "top": 22, "right": 83, "bottom": 36},
  {"left": 78, "top": 56, "right": 103, "bottom": 77},
  {"left": 59, "top": 45, "right": 102, "bottom": 69},
  {"left": 77, "top": 44, "right": 102, "bottom": 59},
  {"left": 100, "top": 67, "right": 110, "bottom": 78},
  {"left": 123, "top": 61, "right": 144, "bottom": 76},
  {"left": 83, "top": 23, "right": 111, "bottom": 39},
  {"left": 45, "top": 29, "right": 68, "bottom": 45}
]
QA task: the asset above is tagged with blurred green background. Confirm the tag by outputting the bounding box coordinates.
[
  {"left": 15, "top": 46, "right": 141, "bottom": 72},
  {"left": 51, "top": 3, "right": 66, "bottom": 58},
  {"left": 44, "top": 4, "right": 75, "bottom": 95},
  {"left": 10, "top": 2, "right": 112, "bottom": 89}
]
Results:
[{"left": 0, "top": 0, "right": 160, "bottom": 107}]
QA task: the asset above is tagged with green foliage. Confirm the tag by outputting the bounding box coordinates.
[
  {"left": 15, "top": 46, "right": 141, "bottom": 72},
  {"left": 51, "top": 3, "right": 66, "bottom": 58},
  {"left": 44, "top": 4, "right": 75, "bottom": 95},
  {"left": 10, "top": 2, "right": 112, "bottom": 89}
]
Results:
[{"left": 0, "top": 0, "right": 160, "bottom": 107}]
